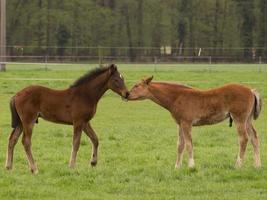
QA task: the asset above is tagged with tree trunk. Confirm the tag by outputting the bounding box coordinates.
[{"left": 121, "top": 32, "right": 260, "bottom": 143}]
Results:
[
  {"left": 258, "top": 0, "right": 267, "bottom": 56},
  {"left": 213, "top": 0, "right": 219, "bottom": 56},
  {"left": 109, "top": 0, "right": 116, "bottom": 57},
  {"left": 36, "top": 0, "right": 44, "bottom": 55},
  {"left": 219, "top": 0, "right": 228, "bottom": 55},
  {"left": 46, "top": 0, "right": 52, "bottom": 56},
  {"left": 0, "top": 0, "right": 6, "bottom": 71},
  {"left": 137, "top": 0, "right": 143, "bottom": 59},
  {"left": 188, "top": 9, "right": 194, "bottom": 57},
  {"left": 123, "top": 5, "right": 135, "bottom": 62},
  {"left": 177, "top": 0, "right": 188, "bottom": 56},
  {"left": 238, "top": 0, "right": 255, "bottom": 59}
]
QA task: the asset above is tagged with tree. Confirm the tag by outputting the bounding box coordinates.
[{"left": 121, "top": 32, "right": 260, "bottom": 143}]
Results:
[
  {"left": 0, "top": 0, "right": 6, "bottom": 71},
  {"left": 46, "top": 0, "right": 52, "bottom": 56},
  {"left": 177, "top": 0, "right": 189, "bottom": 56},
  {"left": 120, "top": 2, "right": 135, "bottom": 61},
  {"left": 257, "top": 0, "right": 267, "bottom": 56},
  {"left": 213, "top": 0, "right": 220, "bottom": 56},
  {"left": 4, "top": 0, "right": 267, "bottom": 61},
  {"left": 235, "top": 0, "right": 255, "bottom": 59},
  {"left": 56, "top": 24, "right": 70, "bottom": 57},
  {"left": 137, "top": 0, "right": 143, "bottom": 47}
]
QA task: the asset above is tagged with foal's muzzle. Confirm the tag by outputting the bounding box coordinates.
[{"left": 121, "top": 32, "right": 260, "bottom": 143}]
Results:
[
  {"left": 122, "top": 91, "right": 130, "bottom": 101},
  {"left": 125, "top": 91, "right": 130, "bottom": 99}
]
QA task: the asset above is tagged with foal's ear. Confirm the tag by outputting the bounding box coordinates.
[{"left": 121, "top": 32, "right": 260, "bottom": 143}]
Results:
[
  {"left": 110, "top": 64, "right": 117, "bottom": 74},
  {"left": 143, "top": 76, "right": 153, "bottom": 84}
]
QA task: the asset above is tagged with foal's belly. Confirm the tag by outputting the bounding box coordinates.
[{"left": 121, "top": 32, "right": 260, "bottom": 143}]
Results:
[
  {"left": 192, "top": 112, "right": 229, "bottom": 126},
  {"left": 40, "top": 115, "right": 73, "bottom": 125},
  {"left": 39, "top": 108, "right": 73, "bottom": 125}
]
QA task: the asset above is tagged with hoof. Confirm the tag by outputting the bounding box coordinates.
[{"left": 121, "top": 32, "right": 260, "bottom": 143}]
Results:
[
  {"left": 69, "top": 161, "right": 76, "bottom": 169},
  {"left": 254, "top": 162, "right": 261, "bottom": 169},
  {"left": 235, "top": 163, "right": 242, "bottom": 169},
  {"left": 234, "top": 164, "right": 241, "bottom": 169},
  {"left": 31, "top": 168, "right": 39, "bottom": 174},
  {"left": 175, "top": 163, "right": 182, "bottom": 169},
  {"left": 235, "top": 158, "right": 242, "bottom": 169},
  {"left": 69, "top": 164, "right": 75, "bottom": 169},
  {"left": 5, "top": 165, "right": 12, "bottom": 171},
  {"left": 90, "top": 161, "right": 97, "bottom": 167},
  {"left": 188, "top": 159, "right": 195, "bottom": 168}
]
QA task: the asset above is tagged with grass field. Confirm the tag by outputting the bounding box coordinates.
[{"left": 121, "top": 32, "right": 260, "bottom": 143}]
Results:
[{"left": 0, "top": 64, "right": 267, "bottom": 199}]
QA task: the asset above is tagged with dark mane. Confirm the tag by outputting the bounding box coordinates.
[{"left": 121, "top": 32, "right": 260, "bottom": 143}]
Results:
[{"left": 70, "top": 66, "right": 110, "bottom": 88}]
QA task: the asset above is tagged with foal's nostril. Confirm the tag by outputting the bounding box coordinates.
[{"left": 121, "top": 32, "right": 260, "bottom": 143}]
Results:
[{"left": 125, "top": 91, "right": 130, "bottom": 98}]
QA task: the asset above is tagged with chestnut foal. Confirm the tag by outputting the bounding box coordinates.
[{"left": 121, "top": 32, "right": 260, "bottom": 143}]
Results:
[
  {"left": 6, "top": 64, "right": 129, "bottom": 173},
  {"left": 128, "top": 76, "right": 262, "bottom": 169}
]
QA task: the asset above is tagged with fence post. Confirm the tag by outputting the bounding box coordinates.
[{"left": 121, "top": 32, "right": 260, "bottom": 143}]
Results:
[
  {"left": 44, "top": 56, "right": 48, "bottom": 71},
  {"left": 259, "top": 56, "right": 262, "bottom": 64},
  {"left": 209, "top": 56, "right": 212, "bottom": 64},
  {"left": 98, "top": 46, "right": 102, "bottom": 66},
  {"left": 0, "top": 0, "right": 6, "bottom": 71},
  {"left": 154, "top": 56, "right": 158, "bottom": 72}
]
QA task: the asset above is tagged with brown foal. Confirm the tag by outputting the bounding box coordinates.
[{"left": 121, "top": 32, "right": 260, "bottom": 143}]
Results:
[
  {"left": 127, "top": 76, "right": 262, "bottom": 169},
  {"left": 6, "top": 64, "right": 129, "bottom": 173}
]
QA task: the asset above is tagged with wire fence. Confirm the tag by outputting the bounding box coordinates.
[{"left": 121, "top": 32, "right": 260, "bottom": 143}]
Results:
[
  {"left": 1, "top": 46, "right": 267, "bottom": 65},
  {"left": 0, "top": 55, "right": 266, "bottom": 65}
]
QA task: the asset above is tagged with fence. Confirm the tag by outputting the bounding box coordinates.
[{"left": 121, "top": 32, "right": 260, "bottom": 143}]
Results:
[{"left": 1, "top": 46, "right": 267, "bottom": 64}]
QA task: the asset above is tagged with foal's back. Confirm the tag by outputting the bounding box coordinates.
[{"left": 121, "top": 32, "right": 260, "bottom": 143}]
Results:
[
  {"left": 178, "top": 83, "right": 254, "bottom": 104},
  {"left": 15, "top": 85, "right": 74, "bottom": 124},
  {"left": 171, "top": 83, "right": 255, "bottom": 125},
  {"left": 193, "top": 83, "right": 255, "bottom": 112}
]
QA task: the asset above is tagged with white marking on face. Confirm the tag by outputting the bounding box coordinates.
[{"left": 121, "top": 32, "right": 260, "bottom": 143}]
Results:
[{"left": 119, "top": 74, "right": 123, "bottom": 79}]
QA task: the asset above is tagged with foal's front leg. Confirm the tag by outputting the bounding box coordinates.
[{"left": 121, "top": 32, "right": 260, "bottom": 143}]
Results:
[
  {"left": 69, "top": 123, "right": 83, "bottom": 168},
  {"left": 180, "top": 121, "right": 195, "bottom": 168},
  {"left": 83, "top": 123, "right": 99, "bottom": 166},
  {"left": 175, "top": 125, "right": 185, "bottom": 169}
]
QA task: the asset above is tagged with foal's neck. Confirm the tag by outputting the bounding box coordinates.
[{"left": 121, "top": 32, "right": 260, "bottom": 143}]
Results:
[
  {"left": 148, "top": 82, "right": 186, "bottom": 111},
  {"left": 76, "top": 71, "right": 110, "bottom": 103}
]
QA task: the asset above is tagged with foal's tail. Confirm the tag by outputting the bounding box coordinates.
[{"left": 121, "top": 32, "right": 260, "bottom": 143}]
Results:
[
  {"left": 251, "top": 89, "right": 262, "bottom": 120},
  {"left": 10, "top": 96, "right": 21, "bottom": 128}
]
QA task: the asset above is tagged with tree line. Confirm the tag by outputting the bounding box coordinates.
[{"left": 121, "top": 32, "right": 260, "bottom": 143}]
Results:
[{"left": 6, "top": 0, "right": 267, "bottom": 61}]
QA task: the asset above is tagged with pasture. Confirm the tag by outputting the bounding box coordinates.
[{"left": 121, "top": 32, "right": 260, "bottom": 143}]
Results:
[{"left": 0, "top": 64, "right": 267, "bottom": 199}]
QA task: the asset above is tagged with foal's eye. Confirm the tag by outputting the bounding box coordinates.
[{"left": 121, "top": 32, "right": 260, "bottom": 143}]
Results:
[{"left": 114, "top": 79, "right": 120, "bottom": 87}]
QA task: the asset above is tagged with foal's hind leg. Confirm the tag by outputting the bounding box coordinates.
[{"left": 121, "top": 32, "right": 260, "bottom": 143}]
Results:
[
  {"left": 69, "top": 123, "right": 83, "bottom": 168},
  {"left": 247, "top": 123, "right": 261, "bottom": 168},
  {"left": 5, "top": 125, "right": 23, "bottom": 170},
  {"left": 234, "top": 121, "right": 249, "bottom": 168},
  {"left": 83, "top": 123, "right": 99, "bottom": 167},
  {"left": 22, "top": 123, "right": 38, "bottom": 174}
]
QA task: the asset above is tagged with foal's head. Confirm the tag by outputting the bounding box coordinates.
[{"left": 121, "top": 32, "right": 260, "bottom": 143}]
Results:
[
  {"left": 127, "top": 76, "right": 153, "bottom": 100},
  {"left": 107, "top": 64, "right": 129, "bottom": 99}
]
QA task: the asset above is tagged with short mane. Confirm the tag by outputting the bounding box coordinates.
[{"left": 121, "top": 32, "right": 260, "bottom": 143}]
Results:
[
  {"left": 70, "top": 66, "right": 110, "bottom": 88},
  {"left": 153, "top": 81, "right": 193, "bottom": 89}
]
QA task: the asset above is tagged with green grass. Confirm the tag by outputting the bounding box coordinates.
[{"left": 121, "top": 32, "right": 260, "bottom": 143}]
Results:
[{"left": 0, "top": 64, "right": 267, "bottom": 199}]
